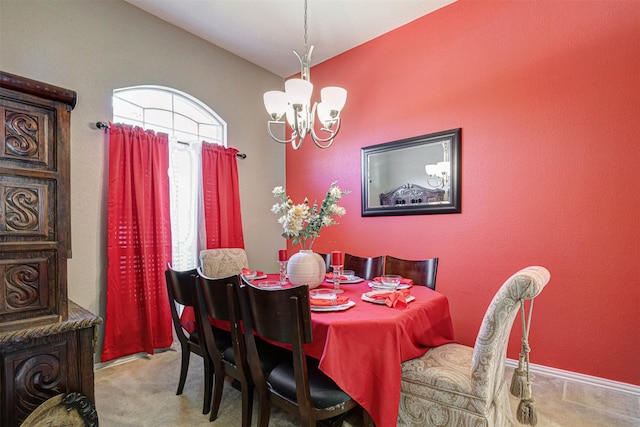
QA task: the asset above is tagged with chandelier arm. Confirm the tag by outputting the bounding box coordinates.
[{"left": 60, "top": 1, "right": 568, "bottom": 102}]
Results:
[
  {"left": 310, "top": 131, "right": 336, "bottom": 149},
  {"left": 267, "top": 121, "right": 297, "bottom": 144},
  {"left": 291, "top": 135, "right": 303, "bottom": 150},
  {"left": 425, "top": 176, "right": 445, "bottom": 188},
  {"left": 309, "top": 118, "right": 341, "bottom": 145}
]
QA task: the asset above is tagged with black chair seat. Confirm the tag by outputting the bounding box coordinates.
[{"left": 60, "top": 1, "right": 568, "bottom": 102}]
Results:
[
  {"left": 267, "top": 358, "right": 352, "bottom": 409},
  {"left": 211, "top": 327, "right": 233, "bottom": 351},
  {"left": 223, "top": 337, "right": 287, "bottom": 374}
]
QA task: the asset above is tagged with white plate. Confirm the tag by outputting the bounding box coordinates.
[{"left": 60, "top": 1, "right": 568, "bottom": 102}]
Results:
[
  {"left": 310, "top": 300, "right": 356, "bottom": 312},
  {"left": 326, "top": 277, "right": 364, "bottom": 284},
  {"left": 361, "top": 292, "right": 415, "bottom": 305},
  {"left": 368, "top": 281, "right": 412, "bottom": 290}
]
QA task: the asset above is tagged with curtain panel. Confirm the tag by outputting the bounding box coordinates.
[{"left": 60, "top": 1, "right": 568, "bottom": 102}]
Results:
[
  {"left": 102, "top": 124, "right": 173, "bottom": 362},
  {"left": 201, "top": 142, "right": 244, "bottom": 249}
]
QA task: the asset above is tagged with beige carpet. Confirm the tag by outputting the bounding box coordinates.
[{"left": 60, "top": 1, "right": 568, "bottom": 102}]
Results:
[
  {"left": 94, "top": 347, "right": 362, "bottom": 426},
  {"left": 95, "top": 346, "right": 639, "bottom": 427}
]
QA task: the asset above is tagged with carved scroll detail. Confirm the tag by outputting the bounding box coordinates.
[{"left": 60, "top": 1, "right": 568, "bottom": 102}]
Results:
[
  {"left": 15, "top": 353, "right": 63, "bottom": 420},
  {"left": 5, "top": 187, "right": 39, "bottom": 232},
  {"left": 5, "top": 111, "right": 39, "bottom": 158},
  {"left": 5, "top": 264, "right": 40, "bottom": 309}
]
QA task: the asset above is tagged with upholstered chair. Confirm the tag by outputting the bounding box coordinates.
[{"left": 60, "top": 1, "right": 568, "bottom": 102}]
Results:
[
  {"left": 22, "top": 393, "right": 98, "bottom": 427},
  {"left": 398, "top": 266, "right": 550, "bottom": 426},
  {"left": 199, "top": 248, "right": 249, "bottom": 278}
]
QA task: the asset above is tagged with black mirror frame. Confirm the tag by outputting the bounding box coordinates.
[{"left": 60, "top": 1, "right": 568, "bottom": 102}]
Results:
[{"left": 361, "top": 128, "right": 461, "bottom": 217}]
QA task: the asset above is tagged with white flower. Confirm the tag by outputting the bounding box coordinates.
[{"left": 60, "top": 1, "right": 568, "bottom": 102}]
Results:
[{"left": 272, "top": 182, "right": 350, "bottom": 250}]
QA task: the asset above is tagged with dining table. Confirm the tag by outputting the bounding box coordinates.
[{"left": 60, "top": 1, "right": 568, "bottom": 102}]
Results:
[{"left": 181, "top": 274, "right": 455, "bottom": 427}]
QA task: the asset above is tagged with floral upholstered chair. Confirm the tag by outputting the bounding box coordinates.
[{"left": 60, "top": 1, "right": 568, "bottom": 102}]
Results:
[
  {"left": 398, "top": 266, "right": 550, "bottom": 426},
  {"left": 199, "top": 248, "right": 249, "bottom": 278}
]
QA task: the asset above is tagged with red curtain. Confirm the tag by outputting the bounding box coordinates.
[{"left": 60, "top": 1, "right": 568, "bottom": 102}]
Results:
[
  {"left": 102, "top": 124, "right": 173, "bottom": 363},
  {"left": 202, "top": 142, "right": 244, "bottom": 248}
]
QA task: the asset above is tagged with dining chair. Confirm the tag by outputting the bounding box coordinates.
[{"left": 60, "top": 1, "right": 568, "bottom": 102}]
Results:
[
  {"left": 21, "top": 392, "right": 98, "bottom": 427},
  {"left": 165, "top": 265, "right": 215, "bottom": 415},
  {"left": 238, "top": 276, "right": 360, "bottom": 427},
  {"left": 195, "top": 272, "right": 251, "bottom": 424},
  {"left": 196, "top": 270, "right": 290, "bottom": 425},
  {"left": 199, "top": 248, "right": 249, "bottom": 278},
  {"left": 384, "top": 255, "right": 439, "bottom": 289},
  {"left": 397, "top": 266, "right": 551, "bottom": 426},
  {"left": 315, "top": 252, "right": 332, "bottom": 273},
  {"left": 344, "top": 253, "right": 384, "bottom": 280}
]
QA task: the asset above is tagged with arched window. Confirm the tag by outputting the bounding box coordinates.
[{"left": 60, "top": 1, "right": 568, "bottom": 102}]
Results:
[
  {"left": 113, "top": 86, "right": 225, "bottom": 269},
  {"left": 113, "top": 85, "right": 226, "bottom": 144}
]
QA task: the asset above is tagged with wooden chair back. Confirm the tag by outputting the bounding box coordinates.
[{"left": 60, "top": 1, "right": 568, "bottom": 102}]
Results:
[
  {"left": 241, "top": 278, "right": 313, "bottom": 346},
  {"left": 165, "top": 265, "right": 211, "bottom": 413},
  {"left": 344, "top": 253, "right": 384, "bottom": 280},
  {"left": 384, "top": 256, "right": 439, "bottom": 290},
  {"left": 239, "top": 277, "right": 358, "bottom": 426},
  {"left": 196, "top": 272, "right": 254, "bottom": 425}
]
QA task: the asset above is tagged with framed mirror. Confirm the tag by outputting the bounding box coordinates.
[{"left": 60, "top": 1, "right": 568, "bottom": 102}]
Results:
[{"left": 361, "top": 128, "right": 461, "bottom": 216}]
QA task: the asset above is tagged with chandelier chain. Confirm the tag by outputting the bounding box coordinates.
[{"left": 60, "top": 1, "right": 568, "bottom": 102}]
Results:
[{"left": 303, "top": 0, "right": 309, "bottom": 54}]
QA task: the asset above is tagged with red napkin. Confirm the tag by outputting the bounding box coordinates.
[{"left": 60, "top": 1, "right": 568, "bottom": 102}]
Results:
[
  {"left": 310, "top": 295, "right": 350, "bottom": 306},
  {"left": 242, "top": 268, "right": 264, "bottom": 277},
  {"left": 373, "top": 276, "right": 414, "bottom": 286},
  {"left": 325, "top": 273, "right": 350, "bottom": 281},
  {"left": 368, "top": 289, "right": 412, "bottom": 309}
]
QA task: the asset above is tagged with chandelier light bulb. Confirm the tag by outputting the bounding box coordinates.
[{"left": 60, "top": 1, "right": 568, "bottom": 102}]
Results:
[
  {"left": 321, "top": 86, "right": 347, "bottom": 111},
  {"left": 263, "top": 91, "right": 287, "bottom": 121}
]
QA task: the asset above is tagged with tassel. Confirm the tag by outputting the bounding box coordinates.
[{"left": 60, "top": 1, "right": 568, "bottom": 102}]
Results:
[
  {"left": 516, "top": 382, "right": 538, "bottom": 426},
  {"left": 516, "top": 397, "right": 538, "bottom": 426},
  {"left": 510, "top": 352, "right": 529, "bottom": 398}
]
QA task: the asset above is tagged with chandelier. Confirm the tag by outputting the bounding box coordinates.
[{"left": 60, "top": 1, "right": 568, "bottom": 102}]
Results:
[
  {"left": 263, "top": 0, "right": 347, "bottom": 150},
  {"left": 425, "top": 141, "right": 451, "bottom": 188}
]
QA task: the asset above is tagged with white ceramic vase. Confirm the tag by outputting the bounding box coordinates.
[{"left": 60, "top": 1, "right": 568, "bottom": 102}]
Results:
[{"left": 286, "top": 250, "right": 326, "bottom": 289}]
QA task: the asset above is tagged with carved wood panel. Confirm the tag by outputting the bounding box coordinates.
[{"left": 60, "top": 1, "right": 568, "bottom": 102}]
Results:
[
  {"left": 0, "top": 177, "right": 53, "bottom": 241},
  {"left": 0, "top": 103, "right": 52, "bottom": 171},
  {"left": 0, "top": 254, "right": 53, "bottom": 321},
  {"left": 1, "top": 71, "right": 69, "bottom": 326},
  {"left": 3, "top": 342, "right": 67, "bottom": 423}
]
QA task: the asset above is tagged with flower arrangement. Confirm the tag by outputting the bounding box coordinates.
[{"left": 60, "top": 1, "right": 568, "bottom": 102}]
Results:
[{"left": 272, "top": 182, "right": 350, "bottom": 250}]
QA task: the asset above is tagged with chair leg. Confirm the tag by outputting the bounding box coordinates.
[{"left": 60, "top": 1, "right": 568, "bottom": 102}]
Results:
[
  {"left": 240, "top": 381, "right": 254, "bottom": 427},
  {"left": 208, "top": 366, "right": 225, "bottom": 421},
  {"left": 177, "top": 347, "right": 190, "bottom": 395},
  {"left": 257, "top": 394, "right": 271, "bottom": 427},
  {"left": 362, "top": 407, "right": 375, "bottom": 427},
  {"left": 202, "top": 356, "right": 213, "bottom": 414}
]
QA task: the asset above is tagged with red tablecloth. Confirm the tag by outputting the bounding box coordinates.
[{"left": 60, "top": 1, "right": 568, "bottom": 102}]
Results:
[{"left": 180, "top": 276, "right": 454, "bottom": 427}]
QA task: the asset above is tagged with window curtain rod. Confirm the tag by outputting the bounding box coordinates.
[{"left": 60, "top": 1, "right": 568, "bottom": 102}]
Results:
[{"left": 95, "top": 121, "right": 247, "bottom": 159}]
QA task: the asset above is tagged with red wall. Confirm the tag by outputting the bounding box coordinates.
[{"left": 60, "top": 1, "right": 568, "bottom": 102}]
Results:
[{"left": 285, "top": 1, "right": 640, "bottom": 385}]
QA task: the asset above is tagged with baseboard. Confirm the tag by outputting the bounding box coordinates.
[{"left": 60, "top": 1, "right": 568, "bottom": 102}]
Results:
[
  {"left": 94, "top": 347, "right": 177, "bottom": 371},
  {"left": 505, "top": 358, "right": 640, "bottom": 396}
]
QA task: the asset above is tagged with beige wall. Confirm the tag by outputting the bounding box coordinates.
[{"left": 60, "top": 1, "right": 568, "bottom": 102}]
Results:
[{"left": 0, "top": 0, "right": 286, "bottom": 356}]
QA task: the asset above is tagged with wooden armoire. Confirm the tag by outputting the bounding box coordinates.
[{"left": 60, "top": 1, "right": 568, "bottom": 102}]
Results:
[{"left": 0, "top": 71, "right": 102, "bottom": 426}]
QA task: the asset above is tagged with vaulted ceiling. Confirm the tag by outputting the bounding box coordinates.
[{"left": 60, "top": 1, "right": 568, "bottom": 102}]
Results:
[{"left": 124, "top": 0, "right": 456, "bottom": 77}]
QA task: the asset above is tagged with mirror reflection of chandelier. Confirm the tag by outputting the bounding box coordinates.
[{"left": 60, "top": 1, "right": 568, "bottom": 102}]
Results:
[
  {"left": 425, "top": 141, "right": 450, "bottom": 188},
  {"left": 263, "top": 0, "right": 347, "bottom": 150}
]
